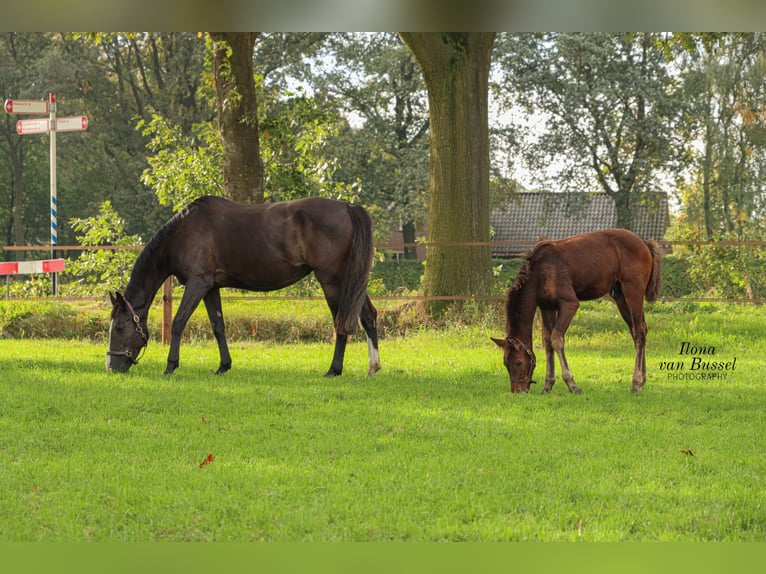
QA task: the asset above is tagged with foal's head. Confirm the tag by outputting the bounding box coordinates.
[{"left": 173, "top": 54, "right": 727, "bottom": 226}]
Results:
[{"left": 491, "top": 337, "right": 537, "bottom": 393}]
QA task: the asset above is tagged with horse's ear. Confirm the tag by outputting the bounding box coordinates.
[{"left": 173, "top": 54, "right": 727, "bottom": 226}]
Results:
[
  {"left": 110, "top": 292, "right": 124, "bottom": 307},
  {"left": 491, "top": 337, "right": 508, "bottom": 349}
]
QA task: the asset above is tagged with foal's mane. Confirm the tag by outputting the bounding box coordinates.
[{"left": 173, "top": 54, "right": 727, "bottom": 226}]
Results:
[
  {"left": 510, "top": 239, "right": 554, "bottom": 295},
  {"left": 504, "top": 241, "right": 553, "bottom": 334}
]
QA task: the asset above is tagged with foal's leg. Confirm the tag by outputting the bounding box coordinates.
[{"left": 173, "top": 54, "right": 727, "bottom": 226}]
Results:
[
  {"left": 360, "top": 294, "right": 381, "bottom": 377},
  {"left": 540, "top": 308, "right": 557, "bottom": 393},
  {"left": 165, "top": 280, "right": 208, "bottom": 375},
  {"left": 203, "top": 287, "right": 232, "bottom": 375},
  {"left": 551, "top": 299, "right": 582, "bottom": 394},
  {"left": 613, "top": 287, "right": 648, "bottom": 393}
]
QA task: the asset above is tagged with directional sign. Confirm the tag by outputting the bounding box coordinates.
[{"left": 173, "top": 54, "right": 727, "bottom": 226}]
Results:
[
  {"left": 55, "top": 116, "right": 88, "bottom": 132},
  {"left": 16, "top": 118, "right": 50, "bottom": 135},
  {"left": 4, "top": 99, "right": 49, "bottom": 114},
  {"left": 16, "top": 116, "right": 89, "bottom": 135}
]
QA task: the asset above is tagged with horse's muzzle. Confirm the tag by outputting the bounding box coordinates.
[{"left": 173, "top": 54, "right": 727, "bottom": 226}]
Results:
[
  {"left": 510, "top": 379, "right": 537, "bottom": 393},
  {"left": 106, "top": 352, "right": 135, "bottom": 373}
]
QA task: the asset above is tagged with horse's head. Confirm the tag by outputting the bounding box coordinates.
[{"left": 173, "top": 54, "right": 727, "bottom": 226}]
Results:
[
  {"left": 491, "top": 336, "right": 537, "bottom": 393},
  {"left": 106, "top": 292, "right": 149, "bottom": 373}
]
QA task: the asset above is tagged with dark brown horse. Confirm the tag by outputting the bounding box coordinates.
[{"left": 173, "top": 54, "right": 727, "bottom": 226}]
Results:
[
  {"left": 107, "top": 195, "right": 381, "bottom": 377},
  {"left": 492, "top": 229, "right": 662, "bottom": 394}
]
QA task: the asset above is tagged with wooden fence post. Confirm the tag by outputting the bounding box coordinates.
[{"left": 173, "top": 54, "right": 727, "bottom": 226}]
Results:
[{"left": 162, "top": 277, "right": 173, "bottom": 345}]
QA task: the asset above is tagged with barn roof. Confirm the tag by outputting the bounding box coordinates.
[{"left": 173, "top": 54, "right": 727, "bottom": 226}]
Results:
[{"left": 490, "top": 192, "right": 669, "bottom": 257}]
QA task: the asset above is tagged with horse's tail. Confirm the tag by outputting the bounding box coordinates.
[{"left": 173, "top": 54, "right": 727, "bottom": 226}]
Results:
[
  {"left": 644, "top": 239, "right": 663, "bottom": 303},
  {"left": 335, "top": 203, "right": 374, "bottom": 335}
]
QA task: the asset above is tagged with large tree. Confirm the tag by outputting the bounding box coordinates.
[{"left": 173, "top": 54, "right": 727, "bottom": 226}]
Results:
[
  {"left": 497, "top": 33, "right": 682, "bottom": 230},
  {"left": 399, "top": 33, "right": 496, "bottom": 313},
  {"left": 209, "top": 32, "right": 264, "bottom": 203}
]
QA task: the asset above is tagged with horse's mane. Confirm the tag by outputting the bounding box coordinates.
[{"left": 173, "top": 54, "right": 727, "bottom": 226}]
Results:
[
  {"left": 128, "top": 197, "right": 212, "bottom": 287},
  {"left": 510, "top": 258, "right": 532, "bottom": 293},
  {"left": 504, "top": 241, "right": 553, "bottom": 334},
  {"left": 510, "top": 239, "right": 554, "bottom": 292}
]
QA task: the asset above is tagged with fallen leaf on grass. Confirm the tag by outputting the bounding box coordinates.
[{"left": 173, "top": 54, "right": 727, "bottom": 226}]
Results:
[
  {"left": 199, "top": 453, "right": 214, "bottom": 468},
  {"left": 680, "top": 449, "right": 694, "bottom": 456}
]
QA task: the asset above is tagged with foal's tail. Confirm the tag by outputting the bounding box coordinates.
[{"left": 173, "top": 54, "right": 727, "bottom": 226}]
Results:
[
  {"left": 335, "top": 203, "right": 374, "bottom": 335},
  {"left": 644, "top": 239, "right": 663, "bottom": 303}
]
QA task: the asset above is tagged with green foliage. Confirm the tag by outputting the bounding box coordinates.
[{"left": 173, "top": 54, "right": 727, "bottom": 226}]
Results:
[
  {"left": 260, "top": 92, "right": 357, "bottom": 202},
  {"left": 657, "top": 255, "right": 696, "bottom": 298},
  {"left": 307, "top": 33, "right": 429, "bottom": 243},
  {"left": 370, "top": 259, "right": 424, "bottom": 293},
  {"left": 140, "top": 93, "right": 356, "bottom": 209},
  {"left": 138, "top": 113, "right": 225, "bottom": 210},
  {"left": 64, "top": 201, "right": 141, "bottom": 296}
]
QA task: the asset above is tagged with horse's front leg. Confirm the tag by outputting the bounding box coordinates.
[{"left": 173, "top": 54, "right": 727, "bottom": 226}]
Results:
[
  {"left": 551, "top": 300, "right": 582, "bottom": 394},
  {"left": 203, "top": 288, "right": 232, "bottom": 375},
  {"left": 165, "top": 282, "right": 207, "bottom": 375},
  {"left": 540, "top": 308, "right": 557, "bottom": 393}
]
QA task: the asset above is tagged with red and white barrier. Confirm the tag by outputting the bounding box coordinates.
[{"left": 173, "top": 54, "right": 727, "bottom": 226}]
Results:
[{"left": 0, "top": 258, "right": 65, "bottom": 275}]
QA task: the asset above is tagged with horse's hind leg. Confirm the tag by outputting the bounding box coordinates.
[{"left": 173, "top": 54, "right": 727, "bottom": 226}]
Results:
[
  {"left": 327, "top": 334, "right": 348, "bottom": 377},
  {"left": 317, "top": 282, "right": 347, "bottom": 377},
  {"left": 613, "top": 286, "right": 648, "bottom": 393},
  {"left": 360, "top": 295, "right": 381, "bottom": 376},
  {"left": 203, "top": 288, "right": 232, "bottom": 375}
]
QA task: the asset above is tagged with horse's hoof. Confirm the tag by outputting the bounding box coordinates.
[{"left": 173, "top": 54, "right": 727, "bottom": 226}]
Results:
[
  {"left": 215, "top": 364, "right": 231, "bottom": 375},
  {"left": 324, "top": 368, "right": 342, "bottom": 377},
  {"left": 570, "top": 386, "right": 583, "bottom": 394}
]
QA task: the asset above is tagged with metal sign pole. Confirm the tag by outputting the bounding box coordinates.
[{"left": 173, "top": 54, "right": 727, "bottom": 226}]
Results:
[{"left": 49, "top": 93, "right": 58, "bottom": 296}]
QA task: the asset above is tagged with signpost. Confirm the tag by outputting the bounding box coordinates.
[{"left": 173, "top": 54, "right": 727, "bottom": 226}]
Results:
[
  {"left": 4, "top": 99, "right": 48, "bottom": 114},
  {"left": 4, "top": 93, "right": 88, "bottom": 296}
]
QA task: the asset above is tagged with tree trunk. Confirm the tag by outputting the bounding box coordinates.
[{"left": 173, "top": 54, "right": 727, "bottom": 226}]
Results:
[
  {"left": 402, "top": 220, "right": 417, "bottom": 260},
  {"left": 400, "top": 33, "right": 495, "bottom": 315},
  {"left": 210, "top": 32, "right": 265, "bottom": 204}
]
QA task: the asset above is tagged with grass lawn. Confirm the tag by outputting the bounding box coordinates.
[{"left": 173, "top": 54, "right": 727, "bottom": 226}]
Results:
[{"left": 0, "top": 301, "right": 764, "bottom": 541}]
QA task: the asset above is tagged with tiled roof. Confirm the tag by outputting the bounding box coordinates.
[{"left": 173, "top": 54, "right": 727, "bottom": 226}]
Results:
[{"left": 490, "top": 192, "right": 669, "bottom": 256}]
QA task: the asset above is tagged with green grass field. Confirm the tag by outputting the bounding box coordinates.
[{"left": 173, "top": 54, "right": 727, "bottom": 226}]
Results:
[{"left": 0, "top": 301, "right": 764, "bottom": 541}]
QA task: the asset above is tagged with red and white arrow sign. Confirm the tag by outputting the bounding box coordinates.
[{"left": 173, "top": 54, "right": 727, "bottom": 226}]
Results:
[
  {"left": 4, "top": 99, "right": 49, "bottom": 114},
  {"left": 16, "top": 116, "right": 89, "bottom": 135},
  {"left": 56, "top": 116, "right": 88, "bottom": 132},
  {"left": 16, "top": 118, "right": 49, "bottom": 135}
]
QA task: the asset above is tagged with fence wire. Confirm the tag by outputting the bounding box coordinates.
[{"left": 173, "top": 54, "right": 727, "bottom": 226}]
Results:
[{"left": 3, "top": 240, "right": 766, "bottom": 304}]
